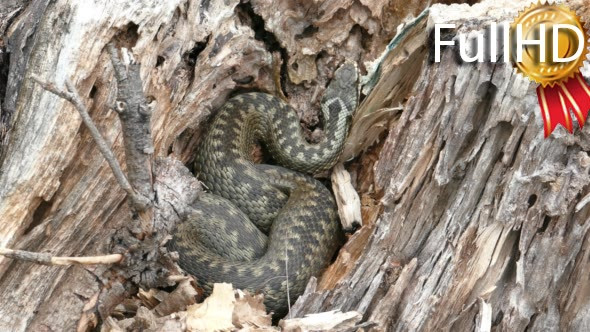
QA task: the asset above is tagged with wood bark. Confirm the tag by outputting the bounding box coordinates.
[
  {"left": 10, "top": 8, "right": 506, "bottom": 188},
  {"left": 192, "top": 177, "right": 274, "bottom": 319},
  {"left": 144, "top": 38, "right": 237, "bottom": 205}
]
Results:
[
  {"left": 292, "top": 2, "right": 590, "bottom": 331},
  {"left": 0, "top": 0, "right": 588, "bottom": 331}
]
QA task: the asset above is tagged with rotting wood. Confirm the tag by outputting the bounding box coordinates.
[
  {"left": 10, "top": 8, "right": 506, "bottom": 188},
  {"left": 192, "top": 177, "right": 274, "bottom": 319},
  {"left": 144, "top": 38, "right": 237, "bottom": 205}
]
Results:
[
  {"left": 292, "top": 1, "right": 590, "bottom": 331},
  {"left": 0, "top": 1, "right": 275, "bottom": 329},
  {"left": 1, "top": 0, "right": 575, "bottom": 331}
]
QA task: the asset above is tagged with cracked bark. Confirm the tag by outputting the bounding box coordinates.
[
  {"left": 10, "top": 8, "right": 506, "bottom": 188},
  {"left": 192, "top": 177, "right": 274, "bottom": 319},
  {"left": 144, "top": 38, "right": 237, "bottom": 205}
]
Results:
[
  {"left": 291, "top": 1, "right": 590, "bottom": 331},
  {"left": 1, "top": 0, "right": 586, "bottom": 331}
]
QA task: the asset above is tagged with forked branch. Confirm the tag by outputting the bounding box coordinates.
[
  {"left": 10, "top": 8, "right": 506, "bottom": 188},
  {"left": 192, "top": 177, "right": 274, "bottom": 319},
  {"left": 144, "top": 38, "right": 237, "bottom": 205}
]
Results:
[{"left": 30, "top": 75, "right": 151, "bottom": 211}]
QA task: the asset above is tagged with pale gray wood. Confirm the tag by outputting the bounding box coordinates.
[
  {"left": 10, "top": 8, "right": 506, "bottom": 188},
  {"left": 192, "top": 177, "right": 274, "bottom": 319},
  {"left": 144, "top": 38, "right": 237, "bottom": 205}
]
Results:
[
  {"left": 0, "top": 0, "right": 274, "bottom": 330},
  {"left": 292, "top": 1, "right": 590, "bottom": 331},
  {"left": 1, "top": 0, "right": 569, "bottom": 331}
]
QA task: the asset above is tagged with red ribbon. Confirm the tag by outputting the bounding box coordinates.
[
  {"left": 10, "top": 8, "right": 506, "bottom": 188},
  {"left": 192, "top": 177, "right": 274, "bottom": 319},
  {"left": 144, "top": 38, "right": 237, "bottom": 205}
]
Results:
[{"left": 537, "top": 73, "right": 590, "bottom": 137}]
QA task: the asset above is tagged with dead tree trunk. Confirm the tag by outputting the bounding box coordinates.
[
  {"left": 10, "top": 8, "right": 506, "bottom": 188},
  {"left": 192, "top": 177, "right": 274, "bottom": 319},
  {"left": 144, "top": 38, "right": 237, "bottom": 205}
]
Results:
[
  {"left": 291, "top": 1, "right": 590, "bottom": 331},
  {"left": 1, "top": 0, "right": 588, "bottom": 331}
]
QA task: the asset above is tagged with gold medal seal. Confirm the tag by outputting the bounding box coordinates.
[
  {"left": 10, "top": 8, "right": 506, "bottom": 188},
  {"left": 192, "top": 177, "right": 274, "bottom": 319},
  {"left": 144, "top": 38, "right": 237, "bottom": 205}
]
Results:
[
  {"left": 511, "top": 3, "right": 590, "bottom": 136},
  {"left": 511, "top": 3, "right": 588, "bottom": 86}
]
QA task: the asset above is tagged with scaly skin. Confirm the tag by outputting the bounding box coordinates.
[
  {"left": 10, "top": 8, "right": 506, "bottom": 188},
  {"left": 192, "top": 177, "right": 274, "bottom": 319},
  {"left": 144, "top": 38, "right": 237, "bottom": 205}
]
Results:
[{"left": 169, "top": 62, "right": 358, "bottom": 317}]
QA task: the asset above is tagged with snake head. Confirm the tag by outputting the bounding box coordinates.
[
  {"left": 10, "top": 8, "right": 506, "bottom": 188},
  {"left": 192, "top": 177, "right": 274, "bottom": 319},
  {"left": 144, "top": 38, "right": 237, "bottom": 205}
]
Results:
[
  {"left": 322, "top": 61, "right": 359, "bottom": 119},
  {"left": 331, "top": 61, "right": 359, "bottom": 92}
]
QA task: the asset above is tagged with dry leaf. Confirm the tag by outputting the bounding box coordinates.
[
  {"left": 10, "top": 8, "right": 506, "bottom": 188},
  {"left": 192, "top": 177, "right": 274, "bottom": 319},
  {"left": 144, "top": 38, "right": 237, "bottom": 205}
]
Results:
[
  {"left": 186, "top": 283, "right": 235, "bottom": 332},
  {"left": 154, "top": 279, "right": 199, "bottom": 316},
  {"left": 233, "top": 290, "right": 275, "bottom": 330}
]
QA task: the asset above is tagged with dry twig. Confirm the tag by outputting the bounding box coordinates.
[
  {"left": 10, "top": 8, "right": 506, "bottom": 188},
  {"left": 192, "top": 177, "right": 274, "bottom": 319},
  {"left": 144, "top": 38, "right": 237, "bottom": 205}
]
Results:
[
  {"left": 30, "top": 74, "right": 150, "bottom": 210},
  {"left": 0, "top": 248, "right": 122, "bottom": 265}
]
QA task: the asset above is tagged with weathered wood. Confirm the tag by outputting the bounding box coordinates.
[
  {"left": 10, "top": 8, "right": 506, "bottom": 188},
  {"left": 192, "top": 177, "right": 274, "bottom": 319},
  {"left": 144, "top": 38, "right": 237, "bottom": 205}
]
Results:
[
  {"left": 0, "top": 1, "right": 273, "bottom": 330},
  {"left": 292, "top": 1, "right": 590, "bottom": 331},
  {"left": 3, "top": 0, "right": 576, "bottom": 331},
  {"left": 332, "top": 163, "right": 362, "bottom": 230},
  {"left": 279, "top": 310, "right": 363, "bottom": 331}
]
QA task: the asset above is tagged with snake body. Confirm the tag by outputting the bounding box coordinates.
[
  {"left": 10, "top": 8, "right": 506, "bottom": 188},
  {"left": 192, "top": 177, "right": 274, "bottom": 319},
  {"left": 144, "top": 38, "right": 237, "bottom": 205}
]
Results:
[{"left": 169, "top": 63, "right": 358, "bottom": 316}]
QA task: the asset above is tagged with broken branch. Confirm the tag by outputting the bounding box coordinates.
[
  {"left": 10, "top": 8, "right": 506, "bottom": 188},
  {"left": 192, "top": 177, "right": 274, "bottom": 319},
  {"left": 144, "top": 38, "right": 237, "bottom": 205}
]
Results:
[{"left": 106, "top": 44, "right": 155, "bottom": 213}]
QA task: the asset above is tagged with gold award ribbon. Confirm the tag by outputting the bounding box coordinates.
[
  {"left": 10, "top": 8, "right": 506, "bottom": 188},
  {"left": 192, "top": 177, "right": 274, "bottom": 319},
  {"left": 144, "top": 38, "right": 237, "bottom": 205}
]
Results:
[{"left": 511, "top": 3, "right": 590, "bottom": 137}]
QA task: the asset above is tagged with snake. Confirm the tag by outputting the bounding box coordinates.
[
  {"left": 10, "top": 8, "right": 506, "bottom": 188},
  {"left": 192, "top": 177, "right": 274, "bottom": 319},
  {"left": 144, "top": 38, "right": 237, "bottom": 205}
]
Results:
[{"left": 169, "top": 62, "right": 358, "bottom": 317}]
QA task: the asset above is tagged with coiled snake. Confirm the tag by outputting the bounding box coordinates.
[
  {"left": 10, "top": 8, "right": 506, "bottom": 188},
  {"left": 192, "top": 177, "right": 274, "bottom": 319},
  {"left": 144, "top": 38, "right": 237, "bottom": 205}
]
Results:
[{"left": 169, "top": 62, "right": 358, "bottom": 317}]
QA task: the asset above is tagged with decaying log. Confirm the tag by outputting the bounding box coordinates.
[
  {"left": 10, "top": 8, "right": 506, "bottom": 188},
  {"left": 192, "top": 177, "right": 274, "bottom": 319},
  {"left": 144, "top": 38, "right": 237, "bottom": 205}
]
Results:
[
  {"left": 2, "top": 0, "right": 588, "bottom": 331},
  {"left": 0, "top": 0, "right": 275, "bottom": 329},
  {"left": 291, "top": 1, "right": 590, "bottom": 331}
]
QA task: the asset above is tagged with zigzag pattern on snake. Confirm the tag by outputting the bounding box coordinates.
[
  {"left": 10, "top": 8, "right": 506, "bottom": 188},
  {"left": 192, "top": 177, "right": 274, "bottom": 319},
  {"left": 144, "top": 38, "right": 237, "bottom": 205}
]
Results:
[{"left": 168, "top": 62, "right": 358, "bottom": 317}]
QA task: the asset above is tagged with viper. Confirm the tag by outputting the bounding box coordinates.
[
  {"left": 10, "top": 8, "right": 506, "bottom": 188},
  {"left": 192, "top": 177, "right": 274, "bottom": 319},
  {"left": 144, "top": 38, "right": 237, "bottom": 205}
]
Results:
[{"left": 169, "top": 62, "right": 358, "bottom": 317}]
